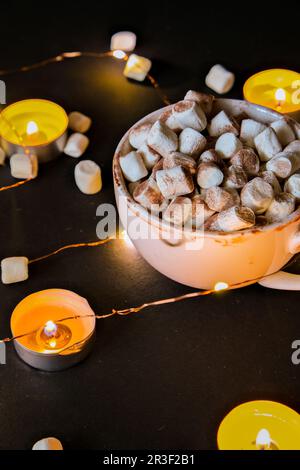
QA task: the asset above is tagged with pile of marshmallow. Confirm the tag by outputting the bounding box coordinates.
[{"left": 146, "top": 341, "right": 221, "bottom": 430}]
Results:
[{"left": 119, "top": 90, "right": 300, "bottom": 233}]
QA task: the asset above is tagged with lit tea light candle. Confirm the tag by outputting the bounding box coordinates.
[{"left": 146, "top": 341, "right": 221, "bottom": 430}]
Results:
[
  {"left": 214, "top": 281, "right": 229, "bottom": 291},
  {"left": 0, "top": 99, "right": 68, "bottom": 162},
  {"left": 217, "top": 400, "right": 300, "bottom": 450},
  {"left": 244, "top": 69, "right": 300, "bottom": 121},
  {"left": 11, "top": 289, "right": 96, "bottom": 371}
]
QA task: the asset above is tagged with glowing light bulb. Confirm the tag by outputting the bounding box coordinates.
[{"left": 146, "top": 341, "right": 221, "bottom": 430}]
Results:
[
  {"left": 26, "top": 120, "right": 39, "bottom": 135},
  {"left": 44, "top": 320, "right": 57, "bottom": 337},
  {"left": 36, "top": 320, "right": 72, "bottom": 351},
  {"left": 22, "top": 120, "right": 46, "bottom": 145},
  {"left": 214, "top": 282, "right": 229, "bottom": 292},
  {"left": 256, "top": 429, "right": 272, "bottom": 450},
  {"left": 112, "top": 50, "right": 126, "bottom": 60},
  {"left": 275, "top": 88, "right": 286, "bottom": 111}
]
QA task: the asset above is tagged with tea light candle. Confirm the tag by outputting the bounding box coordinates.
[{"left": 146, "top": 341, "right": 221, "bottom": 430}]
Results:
[
  {"left": 244, "top": 69, "right": 300, "bottom": 121},
  {"left": 217, "top": 400, "right": 300, "bottom": 450},
  {"left": 0, "top": 99, "right": 68, "bottom": 162},
  {"left": 10, "top": 289, "right": 96, "bottom": 371}
]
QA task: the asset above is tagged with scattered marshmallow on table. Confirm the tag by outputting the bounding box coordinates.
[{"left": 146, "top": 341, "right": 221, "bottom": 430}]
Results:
[
  {"left": 119, "top": 151, "right": 148, "bottom": 182},
  {"left": 216, "top": 206, "right": 255, "bottom": 232},
  {"left": 0, "top": 148, "right": 6, "bottom": 165},
  {"left": 172, "top": 100, "right": 207, "bottom": 132},
  {"left": 1, "top": 257, "right": 29, "bottom": 284},
  {"left": 230, "top": 148, "right": 260, "bottom": 176},
  {"left": 179, "top": 128, "right": 207, "bottom": 157},
  {"left": 123, "top": 54, "right": 152, "bottom": 82},
  {"left": 254, "top": 127, "right": 282, "bottom": 161},
  {"left": 215, "top": 132, "right": 242, "bottom": 159},
  {"left": 205, "top": 64, "right": 235, "bottom": 94},
  {"left": 265, "top": 192, "right": 295, "bottom": 222},
  {"left": 241, "top": 177, "right": 274, "bottom": 214},
  {"left": 32, "top": 437, "right": 63, "bottom": 451},
  {"left": 156, "top": 166, "right": 194, "bottom": 199},
  {"left": 208, "top": 110, "right": 239, "bottom": 137},
  {"left": 129, "top": 123, "right": 152, "bottom": 149},
  {"left": 270, "top": 119, "right": 295, "bottom": 146},
  {"left": 110, "top": 31, "right": 136, "bottom": 52},
  {"left": 163, "top": 152, "right": 197, "bottom": 174},
  {"left": 147, "top": 121, "right": 178, "bottom": 158},
  {"left": 163, "top": 196, "right": 192, "bottom": 226},
  {"left": 68, "top": 111, "right": 91, "bottom": 133},
  {"left": 74, "top": 160, "right": 102, "bottom": 194},
  {"left": 10, "top": 153, "right": 38, "bottom": 179},
  {"left": 184, "top": 90, "right": 214, "bottom": 114},
  {"left": 137, "top": 144, "right": 160, "bottom": 170},
  {"left": 197, "top": 162, "right": 224, "bottom": 189},
  {"left": 240, "top": 119, "right": 267, "bottom": 148},
  {"left": 205, "top": 186, "right": 239, "bottom": 212},
  {"left": 223, "top": 165, "right": 248, "bottom": 189},
  {"left": 133, "top": 177, "right": 165, "bottom": 212},
  {"left": 284, "top": 174, "right": 300, "bottom": 202},
  {"left": 64, "top": 133, "right": 89, "bottom": 158},
  {"left": 266, "top": 151, "right": 300, "bottom": 179},
  {"left": 259, "top": 170, "right": 282, "bottom": 194}
]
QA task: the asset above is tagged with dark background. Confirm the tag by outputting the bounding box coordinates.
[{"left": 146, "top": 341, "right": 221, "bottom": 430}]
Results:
[{"left": 0, "top": 2, "right": 299, "bottom": 450}]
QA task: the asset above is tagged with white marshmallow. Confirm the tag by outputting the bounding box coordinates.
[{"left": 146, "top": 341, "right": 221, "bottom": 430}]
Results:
[
  {"left": 1, "top": 257, "right": 29, "bottom": 284},
  {"left": 129, "top": 123, "right": 152, "bottom": 149},
  {"left": 0, "top": 147, "right": 6, "bottom": 165},
  {"left": 265, "top": 192, "right": 295, "bottom": 222},
  {"left": 215, "top": 132, "right": 242, "bottom": 159},
  {"left": 205, "top": 187, "right": 239, "bottom": 212},
  {"left": 284, "top": 173, "right": 300, "bottom": 202},
  {"left": 223, "top": 165, "right": 248, "bottom": 189},
  {"left": 163, "top": 152, "right": 197, "bottom": 174},
  {"left": 241, "top": 177, "right": 274, "bottom": 214},
  {"left": 74, "top": 160, "right": 102, "bottom": 194},
  {"left": 254, "top": 127, "right": 282, "bottom": 161},
  {"left": 123, "top": 54, "right": 152, "bottom": 82},
  {"left": 163, "top": 196, "right": 192, "bottom": 226},
  {"left": 205, "top": 64, "right": 235, "bottom": 94},
  {"left": 133, "top": 177, "right": 165, "bottom": 213},
  {"left": 179, "top": 128, "right": 207, "bottom": 157},
  {"left": 230, "top": 148, "right": 260, "bottom": 175},
  {"left": 172, "top": 100, "right": 207, "bottom": 132},
  {"left": 188, "top": 195, "right": 215, "bottom": 228},
  {"left": 10, "top": 154, "right": 38, "bottom": 179},
  {"left": 270, "top": 119, "right": 295, "bottom": 147},
  {"left": 197, "top": 162, "right": 224, "bottom": 189},
  {"left": 217, "top": 206, "right": 255, "bottom": 232},
  {"left": 147, "top": 121, "right": 178, "bottom": 158},
  {"left": 119, "top": 151, "right": 148, "bottom": 182},
  {"left": 199, "top": 149, "right": 222, "bottom": 165},
  {"left": 266, "top": 151, "right": 300, "bottom": 179},
  {"left": 156, "top": 166, "right": 194, "bottom": 199},
  {"left": 159, "top": 109, "right": 183, "bottom": 133},
  {"left": 68, "top": 111, "right": 92, "bottom": 133},
  {"left": 208, "top": 110, "right": 239, "bottom": 137},
  {"left": 137, "top": 144, "right": 160, "bottom": 170},
  {"left": 32, "top": 437, "right": 63, "bottom": 451},
  {"left": 285, "top": 140, "right": 300, "bottom": 157},
  {"left": 259, "top": 170, "right": 282, "bottom": 194},
  {"left": 184, "top": 90, "right": 214, "bottom": 114},
  {"left": 64, "top": 133, "right": 89, "bottom": 158},
  {"left": 240, "top": 119, "right": 267, "bottom": 148},
  {"left": 110, "top": 31, "right": 136, "bottom": 51}
]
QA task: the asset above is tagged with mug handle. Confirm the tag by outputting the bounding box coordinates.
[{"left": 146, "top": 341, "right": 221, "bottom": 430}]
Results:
[{"left": 259, "top": 229, "right": 300, "bottom": 290}]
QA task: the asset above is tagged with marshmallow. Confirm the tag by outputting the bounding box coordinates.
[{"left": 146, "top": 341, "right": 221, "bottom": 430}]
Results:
[
  {"left": 163, "top": 152, "right": 197, "bottom": 174},
  {"left": 156, "top": 166, "right": 194, "bottom": 199},
  {"left": 189, "top": 195, "right": 215, "bottom": 228},
  {"left": 215, "top": 132, "right": 242, "bottom": 159},
  {"left": 208, "top": 111, "right": 239, "bottom": 137},
  {"left": 74, "top": 160, "right": 102, "bottom": 194},
  {"left": 199, "top": 149, "right": 222, "bottom": 165},
  {"left": 147, "top": 121, "right": 178, "bottom": 158},
  {"left": 216, "top": 206, "right": 255, "bottom": 232},
  {"left": 270, "top": 119, "right": 296, "bottom": 146},
  {"left": 285, "top": 140, "right": 300, "bottom": 157},
  {"left": 129, "top": 123, "right": 152, "bottom": 149},
  {"left": 230, "top": 148, "right": 260, "bottom": 176},
  {"left": 172, "top": 100, "right": 207, "bottom": 132},
  {"left": 265, "top": 192, "right": 296, "bottom": 223},
  {"left": 223, "top": 165, "right": 248, "bottom": 189},
  {"left": 259, "top": 170, "right": 282, "bottom": 194},
  {"left": 0, "top": 147, "right": 6, "bottom": 165},
  {"left": 32, "top": 437, "right": 63, "bottom": 451},
  {"left": 291, "top": 123, "right": 300, "bottom": 140},
  {"left": 205, "top": 187, "right": 239, "bottom": 212},
  {"left": 68, "top": 111, "right": 91, "bottom": 133},
  {"left": 240, "top": 119, "right": 267, "bottom": 148},
  {"left": 204, "top": 213, "right": 222, "bottom": 231},
  {"left": 110, "top": 31, "right": 136, "bottom": 52},
  {"left": 119, "top": 151, "right": 148, "bottom": 182},
  {"left": 1, "top": 257, "right": 29, "bottom": 284},
  {"left": 159, "top": 109, "right": 183, "bottom": 133},
  {"left": 197, "top": 162, "right": 224, "bottom": 189},
  {"left": 266, "top": 151, "right": 300, "bottom": 179},
  {"left": 184, "top": 90, "right": 214, "bottom": 114},
  {"left": 179, "top": 128, "right": 207, "bottom": 157},
  {"left": 284, "top": 174, "right": 300, "bottom": 202},
  {"left": 10, "top": 154, "right": 38, "bottom": 179},
  {"left": 254, "top": 127, "right": 282, "bottom": 161},
  {"left": 133, "top": 176, "right": 165, "bottom": 212},
  {"left": 163, "top": 196, "right": 192, "bottom": 226},
  {"left": 137, "top": 144, "right": 160, "bottom": 170},
  {"left": 128, "top": 181, "right": 140, "bottom": 196},
  {"left": 241, "top": 177, "right": 274, "bottom": 214},
  {"left": 64, "top": 133, "right": 89, "bottom": 158},
  {"left": 205, "top": 64, "right": 235, "bottom": 94},
  {"left": 151, "top": 158, "right": 163, "bottom": 179},
  {"left": 123, "top": 54, "right": 152, "bottom": 82}
]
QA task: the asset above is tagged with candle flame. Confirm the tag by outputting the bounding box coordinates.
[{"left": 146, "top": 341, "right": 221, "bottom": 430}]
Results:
[
  {"left": 26, "top": 120, "right": 39, "bottom": 135},
  {"left": 275, "top": 88, "right": 286, "bottom": 103},
  {"left": 112, "top": 49, "right": 126, "bottom": 59},
  {"left": 214, "top": 282, "right": 229, "bottom": 292},
  {"left": 44, "top": 320, "right": 57, "bottom": 337},
  {"left": 256, "top": 429, "right": 271, "bottom": 449}
]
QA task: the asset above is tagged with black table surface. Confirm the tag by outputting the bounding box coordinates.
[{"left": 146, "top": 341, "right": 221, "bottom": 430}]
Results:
[{"left": 0, "top": 3, "right": 300, "bottom": 451}]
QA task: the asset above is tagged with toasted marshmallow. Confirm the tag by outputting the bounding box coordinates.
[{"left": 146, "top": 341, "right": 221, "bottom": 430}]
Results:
[
  {"left": 74, "top": 160, "right": 102, "bottom": 194},
  {"left": 147, "top": 120, "right": 178, "bottom": 158},
  {"left": 208, "top": 110, "right": 239, "bottom": 137},
  {"left": 205, "top": 187, "right": 239, "bottom": 212},
  {"left": 10, "top": 153, "right": 38, "bottom": 179},
  {"left": 230, "top": 148, "right": 260, "bottom": 175},
  {"left": 163, "top": 152, "right": 197, "bottom": 174},
  {"left": 266, "top": 151, "right": 300, "bottom": 179},
  {"left": 254, "top": 127, "right": 282, "bottom": 161},
  {"left": 215, "top": 132, "right": 242, "bottom": 159},
  {"left": 64, "top": 133, "right": 89, "bottom": 158},
  {"left": 129, "top": 123, "right": 152, "bottom": 149},
  {"left": 205, "top": 64, "right": 235, "bottom": 94},
  {"left": 1, "top": 256, "right": 29, "bottom": 284},
  {"left": 68, "top": 111, "right": 91, "bottom": 133},
  {"left": 163, "top": 196, "right": 192, "bottom": 226},
  {"left": 137, "top": 144, "right": 160, "bottom": 170},
  {"left": 179, "top": 128, "right": 207, "bottom": 157},
  {"left": 119, "top": 151, "right": 148, "bottom": 182},
  {"left": 172, "top": 100, "right": 207, "bottom": 132},
  {"left": 240, "top": 119, "right": 267, "bottom": 148},
  {"left": 265, "top": 192, "right": 295, "bottom": 222},
  {"left": 241, "top": 177, "right": 274, "bottom": 214},
  {"left": 184, "top": 90, "right": 214, "bottom": 114},
  {"left": 216, "top": 206, "right": 255, "bottom": 232},
  {"left": 270, "top": 119, "right": 296, "bottom": 146},
  {"left": 133, "top": 177, "right": 165, "bottom": 213},
  {"left": 156, "top": 166, "right": 194, "bottom": 199},
  {"left": 197, "top": 162, "right": 224, "bottom": 189},
  {"left": 223, "top": 165, "right": 248, "bottom": 189},
  {"left": 284, "top": 173, "right": 300, "bottom": 202}
]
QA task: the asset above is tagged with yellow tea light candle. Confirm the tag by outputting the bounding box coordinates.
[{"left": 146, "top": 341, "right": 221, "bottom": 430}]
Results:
[
  {"left": 217, "top": 400, "right": 300, "bottom": 450},
  {"left": 244, "top": 69, "right": 300, "bottom": 121},
  {"left": 10, "top": 289, "right": 96, "bottom": 371},
  {"left": 0, "top": 99, "right": 68, "bottom": 162}
]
